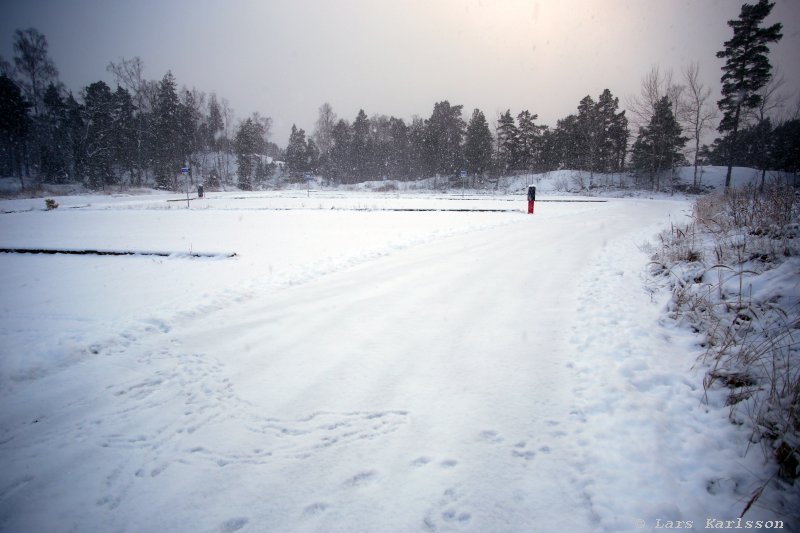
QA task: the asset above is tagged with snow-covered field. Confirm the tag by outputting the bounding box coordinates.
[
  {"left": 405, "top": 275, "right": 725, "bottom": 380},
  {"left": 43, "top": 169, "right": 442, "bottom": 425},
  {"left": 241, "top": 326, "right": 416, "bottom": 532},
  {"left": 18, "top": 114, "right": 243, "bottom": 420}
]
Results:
[{"left": 0, "top": 190, "right": 793, "bottom": 531}]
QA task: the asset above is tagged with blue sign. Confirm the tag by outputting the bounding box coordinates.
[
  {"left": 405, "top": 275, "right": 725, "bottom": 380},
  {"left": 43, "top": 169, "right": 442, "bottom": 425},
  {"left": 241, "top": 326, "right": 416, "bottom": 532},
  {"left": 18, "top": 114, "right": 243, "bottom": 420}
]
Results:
[
  {"left": 303, "top": 172, "right": 313, "bottom": 181},
  {"left": 459, "top": 170, "right": 467, "bottom": 178},
  {"left": 180, "top": 167, "right": 190, "bottom": 174}
]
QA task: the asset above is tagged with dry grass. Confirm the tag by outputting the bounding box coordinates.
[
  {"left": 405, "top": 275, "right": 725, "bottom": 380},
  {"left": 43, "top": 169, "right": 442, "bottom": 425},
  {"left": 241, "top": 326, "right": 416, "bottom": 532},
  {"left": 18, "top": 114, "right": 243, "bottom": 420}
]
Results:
[{"left": 650, "top": 183, "right": 800, "bottom": 516}]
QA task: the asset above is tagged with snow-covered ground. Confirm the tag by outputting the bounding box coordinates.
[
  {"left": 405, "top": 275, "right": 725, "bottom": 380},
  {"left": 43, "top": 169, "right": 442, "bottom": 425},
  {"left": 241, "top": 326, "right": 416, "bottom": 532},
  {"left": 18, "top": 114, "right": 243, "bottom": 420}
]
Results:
[{"left": 0, "top": 190, "right": 794, "bottom": 531}]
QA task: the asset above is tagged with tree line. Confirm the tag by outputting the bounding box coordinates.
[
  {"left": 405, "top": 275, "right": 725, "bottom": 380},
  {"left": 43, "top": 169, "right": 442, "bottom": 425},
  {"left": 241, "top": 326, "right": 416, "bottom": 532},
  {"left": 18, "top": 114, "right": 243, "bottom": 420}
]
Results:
[
  {"left": 283, "top": 93, "right": 629, "bottom": 188},
  {"left": 1, "top": 1, "right": 797, "bottom": 192}
]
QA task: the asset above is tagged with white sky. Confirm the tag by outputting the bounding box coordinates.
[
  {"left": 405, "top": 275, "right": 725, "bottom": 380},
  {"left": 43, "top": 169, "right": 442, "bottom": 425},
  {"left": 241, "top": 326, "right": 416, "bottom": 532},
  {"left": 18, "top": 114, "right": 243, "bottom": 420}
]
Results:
[{"left": 1, "top": 0, "right": 798, "bottom": 145}]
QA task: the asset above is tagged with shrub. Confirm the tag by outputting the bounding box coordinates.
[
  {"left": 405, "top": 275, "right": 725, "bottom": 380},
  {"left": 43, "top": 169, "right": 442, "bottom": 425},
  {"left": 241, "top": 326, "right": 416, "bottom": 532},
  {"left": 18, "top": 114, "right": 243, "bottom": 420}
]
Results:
[{"left": 651, "top": 184, "right": 800, "bottom": 513}]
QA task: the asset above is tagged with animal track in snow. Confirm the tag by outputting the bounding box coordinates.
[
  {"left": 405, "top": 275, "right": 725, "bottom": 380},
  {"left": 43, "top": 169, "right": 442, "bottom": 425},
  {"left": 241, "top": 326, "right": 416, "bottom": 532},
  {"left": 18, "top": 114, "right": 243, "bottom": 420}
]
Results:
[
  {"left": 302, "top": 501, "right": 329, "bottom": 516},
  {"left": 423, "top": 487, "right": 472, "bottom": 531},
  {"left": 411, "top": 456, "right": 433, "bottom": 467},
  {"left": 477, "top": 429, "right": 503, "bottom": 443},
  {"left": 215, "top": 517, "right": 249, "bottom": 532},
  {"left": 343, "top": 470, "right": 378, "bottom": 487},
  {"left": 508, "top": 440, "right": 535, "bottom": 461}
]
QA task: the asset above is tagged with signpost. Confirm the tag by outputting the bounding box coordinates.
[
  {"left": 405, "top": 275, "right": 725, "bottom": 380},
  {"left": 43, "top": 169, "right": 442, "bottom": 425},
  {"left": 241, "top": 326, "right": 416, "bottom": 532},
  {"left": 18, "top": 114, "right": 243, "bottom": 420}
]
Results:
[
  {"left": 181, "top": 166, "right": 190, "bottom": 208},
  {"left": 527, "top": 186, "right": 536, "bottom": 214},
  {"left": 303, "top": 172, "right": 313, "bottom": 197},
  {"left": 459, "top": 170, "right": 467, "bottom": 198}
]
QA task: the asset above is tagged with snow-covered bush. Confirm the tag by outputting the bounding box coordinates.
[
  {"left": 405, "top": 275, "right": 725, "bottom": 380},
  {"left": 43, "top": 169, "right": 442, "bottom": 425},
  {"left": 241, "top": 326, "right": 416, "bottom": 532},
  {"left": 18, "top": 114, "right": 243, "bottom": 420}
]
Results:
[{"left": 650, "top": 184, "right": 799, "bottom": 511}]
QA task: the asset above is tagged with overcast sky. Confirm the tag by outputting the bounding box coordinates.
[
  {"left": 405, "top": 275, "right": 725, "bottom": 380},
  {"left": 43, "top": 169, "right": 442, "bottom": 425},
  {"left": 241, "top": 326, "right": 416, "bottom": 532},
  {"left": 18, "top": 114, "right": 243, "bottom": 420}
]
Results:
[{"left": 1, "top": 0, "right": 798, "bottom": 145}]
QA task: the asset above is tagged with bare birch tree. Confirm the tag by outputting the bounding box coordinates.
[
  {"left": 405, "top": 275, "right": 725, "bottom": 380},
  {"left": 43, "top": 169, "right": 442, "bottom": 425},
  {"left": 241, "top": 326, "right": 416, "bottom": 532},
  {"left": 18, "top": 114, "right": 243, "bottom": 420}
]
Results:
[{"left": 681, "top": 62, "right": 717, "bottom": 188}]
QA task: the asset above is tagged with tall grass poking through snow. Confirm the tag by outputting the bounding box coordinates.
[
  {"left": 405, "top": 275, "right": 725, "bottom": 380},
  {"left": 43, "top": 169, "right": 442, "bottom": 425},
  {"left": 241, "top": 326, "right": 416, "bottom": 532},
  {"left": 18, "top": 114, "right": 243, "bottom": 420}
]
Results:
[{"left": 650, "top": 183, "right": 800, "bottom": 513}]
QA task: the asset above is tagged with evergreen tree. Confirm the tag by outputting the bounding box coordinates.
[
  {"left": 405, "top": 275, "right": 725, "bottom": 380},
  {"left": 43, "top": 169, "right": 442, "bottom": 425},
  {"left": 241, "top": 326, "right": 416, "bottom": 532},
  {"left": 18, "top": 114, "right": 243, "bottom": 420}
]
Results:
[
  {"left": 631, "top": 96, "right": 687, "bottom": 190},
  {"left": 595, "top": 89, "right": 627, "bottom": 173},
  {"left": 368, "top": 114, "right": 392, "bottom": 179},
  {"left": 351, "top": 109, "right": 371, "bottom": 180},
  {"left": 515, "top": 110, "right": 543, "bottom": 172},
  {"left": 234, "top": 117, "right": 264, "bottom": 189},
  {"left": 328, "top": 119, "right": 351, "bottom": 184},
  {"left": 106, "top": 56, "right": 152, "bottom": 186},
  {"left": 112, "top": 86, "right": 137, "bottom": 184},
  {"left": 495, "top": 109, "right": 518, "bottom": 174},
  {"left": 40, "top": 83, "right": 69, "bottom": 182},
  {"left": 408, "top": 116, "right": 427, "bottom": 178},
  {"left": 554, "top": 114, "right": 580, "bottom": 171},
  {"left": 576, "top": 95, "right": 600, "bottom": 178},
  {"left": 305, "top": 137, "right": 319, "bottom": 174},
  {"left": 64, "top": 92, "right": 85, "bottom": 184},
  {"left": 0, "top": 74, "right": 30, "bottom": 185},
  {"left": 206, "top": 93, "right": 224, "bottom": 152},
  {"left": 771, "top": 119, "right": 800, "bottom": 175},
  {"left": 179, "top": 89, "right": 204, "bottom": 178},
  {"left": 285, "top": 124, "right": 308, "bottom": 179},
  {"left": 716, "top": 0, "right": 782, "bottom": 188},
  {"left": 82, "top": 81, "right": 115, "bottom": 189},
  {"left": 464, "top": 108, "right": 493, "bottom": 179},
  {"left": 387, "top": 117, "right": 410, "bottom": 179},
  {"left": 153, "top": 71, "right": 182, "bottom": 189},
  {"left": 608, "top": 110, "right": 629, "bottom": 174},
  {"left": 537, "top": 127, "right": 559, "bottom": 172},
  {"left": 425, "top": 101, "right": 465, "bottom": 177}
]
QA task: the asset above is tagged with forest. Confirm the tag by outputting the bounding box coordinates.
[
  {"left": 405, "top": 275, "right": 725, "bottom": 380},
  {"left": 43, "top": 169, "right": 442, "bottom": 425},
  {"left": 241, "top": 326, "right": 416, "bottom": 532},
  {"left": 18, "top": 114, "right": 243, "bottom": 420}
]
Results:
[{"left": 1, "top": 1, "right": 798, "bottom": 193}]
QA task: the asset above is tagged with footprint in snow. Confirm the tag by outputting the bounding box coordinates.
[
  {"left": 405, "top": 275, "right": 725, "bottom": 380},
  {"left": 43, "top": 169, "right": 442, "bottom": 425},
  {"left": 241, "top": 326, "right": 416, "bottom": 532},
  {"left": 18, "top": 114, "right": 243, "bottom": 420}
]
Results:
[
  {"left": 302, "top": 502, "right": 329, "bottom": 516},
  {"left": 478, "top": 429, "right": 503, "bottom": 443},
  {"left": 343, "top": 470, "right": 378, "bottom": 487},
  {"left": 423, "top": 487, "right": 472, "bottom": 531},
  {"left": 511, "top": 441, "right": 536, "bottom": 461},
  {"left": 215, "top": 517, "right": 249, "bottom": 532},
  {"left": 411, "top": 456, "right": 432, "bottom": 467}
]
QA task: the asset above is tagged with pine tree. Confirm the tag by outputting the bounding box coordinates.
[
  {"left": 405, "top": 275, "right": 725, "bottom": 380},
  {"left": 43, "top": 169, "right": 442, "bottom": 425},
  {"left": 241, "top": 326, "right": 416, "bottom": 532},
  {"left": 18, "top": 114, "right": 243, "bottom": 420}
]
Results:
[
  {"left": 554, "top": 114, "right": 579, "bottom": 171},
  {"left": 368, "top": 114, "right": 391, "bottom": 179},
  {"left": 328, "top": 119, "right": 351, "bottom": 184},
  {"left": 464, "top": 108, "right": 493, "bottom": 179},
  {"left": 305, "top": 137, "right": 319, "bottom": 174},
  {"left": 351, "top": 109, "right": 370, "bottom": 181},
  {"left": 387, "top": 117, "right": 410, "bottom": 180},
  {"left": 576, "top": 95, "right": 600, "bottom": 178},
  {"left": 235, "top": 118, "right": 259, "bottom": 189},
  {"left": 206, "top": 94, "right": 224, "bottom": 152},
  {"left": 771, "top": 119, "right": 799, "bottom": 175},
  {"left": 179, "top": 89, "right": 204, "bottom": 178},
  {"left": 631, "top": 96, "right": 687, "bottom": 190},
  {"left": 595, "top": 89, "right": 622, "bottom": 173},
  {"left": 40, "top": 83, "right": 69, "bottom": 182},
  {"left": 82, "top": 81, "right": 115, "bottom": 189},
  {"left": 285, "top": 124, "right": 308, "bottom": 179},
  {"left": 608, "top": 110, "right": 629, "bottom": 174},
  {"left": 495, "top": 110, "right": 518, "bottom": 174},
  {"left": 151, "top": 72, "right": 183, "bottom": 189},
  {"left": 0, "top": 74, "right": 30, "bottom": 185},
  {"left": 112, "top": 86, "right": 137, "bottom": 184},
  {"left": 64, "top": 92, "right": 85, "bottom": 184},
  {"left": 717, "top": 0, "right": 782, "bottom": 188},
  {"left": 425, "top": 101, "right": 465, "bottom": 177},
  {"left": 516, "top": 110, "right": 544, "bottom": 172}
]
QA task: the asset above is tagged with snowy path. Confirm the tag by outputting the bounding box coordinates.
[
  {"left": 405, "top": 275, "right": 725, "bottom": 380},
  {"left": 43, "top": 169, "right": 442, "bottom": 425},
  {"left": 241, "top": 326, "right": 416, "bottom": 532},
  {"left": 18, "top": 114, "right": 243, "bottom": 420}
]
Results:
[{"left": 6, "top": 197, "right": 774, "bottom": 532}]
